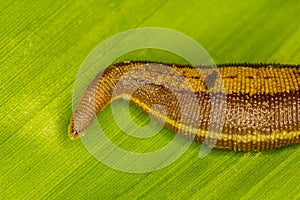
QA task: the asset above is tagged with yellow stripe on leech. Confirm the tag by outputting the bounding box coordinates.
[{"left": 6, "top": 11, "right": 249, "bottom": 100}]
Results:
[
  {"left": 174, "top": 67, "right": 300, "bottom": 95},
  {"left": 110, "top": 95, "right": 300, "bottom": 144}
]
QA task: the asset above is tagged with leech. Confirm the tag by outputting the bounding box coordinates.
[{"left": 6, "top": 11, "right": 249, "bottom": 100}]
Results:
[{"left": 69, "top": 61, "right": 300, "bottom": 151}]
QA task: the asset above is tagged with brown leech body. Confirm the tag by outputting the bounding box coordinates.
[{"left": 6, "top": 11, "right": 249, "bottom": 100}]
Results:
[{"left": 69, "top": 61, "right": 300, "bottom": 151}]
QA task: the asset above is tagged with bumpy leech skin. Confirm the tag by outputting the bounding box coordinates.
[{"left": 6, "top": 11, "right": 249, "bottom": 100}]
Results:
[{"left": 69, "top": 61, "right": 300, "bottom": 151}]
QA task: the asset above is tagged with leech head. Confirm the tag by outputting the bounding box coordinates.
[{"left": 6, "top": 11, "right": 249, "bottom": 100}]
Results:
[{"left": 68, "top": 117, "right": 81, "bottom": 140}]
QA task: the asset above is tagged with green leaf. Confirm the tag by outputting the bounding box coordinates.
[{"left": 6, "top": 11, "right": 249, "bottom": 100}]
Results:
[{"left": 1, "top": 0, "right": 299, "bottom": 199}]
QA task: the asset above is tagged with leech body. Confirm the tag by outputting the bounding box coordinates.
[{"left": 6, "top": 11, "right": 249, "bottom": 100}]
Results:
[{"left": 69, "top": 61, "right": 300, "bottom": 151}]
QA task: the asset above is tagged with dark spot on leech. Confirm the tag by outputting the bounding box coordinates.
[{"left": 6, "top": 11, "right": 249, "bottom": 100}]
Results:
[
  {"left": 205, "top": 70, "right": 219, "bottom": 89},
  {"left": 225, "top": 75, "right": 238, "bottom": 79},
  {"left": 263, "top": 76, "right": 274, "bottom": 79},
  {"left": 191, "top": 76, "right": 200, "bottom": 79},
  {"left": 246, "top": 76, "right": 254, "bottom": 79}
]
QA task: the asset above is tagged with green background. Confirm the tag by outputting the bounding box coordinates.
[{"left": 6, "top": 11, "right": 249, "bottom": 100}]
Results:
[{"left": 1, "top": 0, "right": 299, "bottom": 199}]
